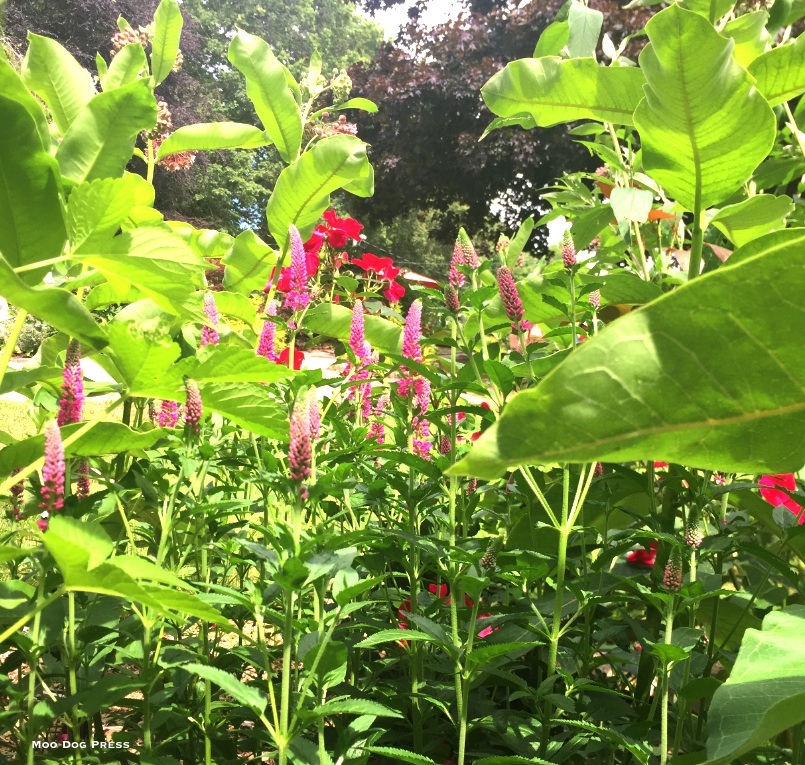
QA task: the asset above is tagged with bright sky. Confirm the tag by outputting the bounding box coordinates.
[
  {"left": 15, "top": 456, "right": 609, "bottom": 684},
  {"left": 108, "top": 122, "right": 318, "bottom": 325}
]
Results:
[{"left": 360, "top": 0, "right": 465, "bottom": 39}]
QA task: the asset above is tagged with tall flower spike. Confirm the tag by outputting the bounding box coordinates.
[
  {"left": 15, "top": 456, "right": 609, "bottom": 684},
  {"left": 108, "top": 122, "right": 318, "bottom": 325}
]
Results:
[
  {"left": 685, "top": 507, "right": 703, "bottom": 548},
  {"left": 185, "top": 379, "right": 203, "bottom": 435},
  {"left": 257, "top": 299, "right": 278, "bottom": 361},
  {"left": 308, "top": 388, "right": 321, "bottom": 442},
  {"left": 40, "top": 420, "right": 65, "bottom": 516},
  {"left": 75, "top": 460, "right": 91, "bottom": 500},
  {"left": 158, "top": 400, "right": 180, "bottom": 428},
  {"left": 459, "top": 228, "right": 480, "bottom": 269},
  {"left": 289, "top": 395, "right": 312, "bottom": 499},
  {"left": 663, "top": 547, "right": 684, "bottom": 592},
  {"left": 589, "top": 290, "right": 601, "bottom": 310},
  {"left": 201, "top": 292, "right": 220, "bottom": 346},
  {"left": 349, "top": 300, "right": 368, "bottom": 360},
  {"left": 444, "top": 285, "right": 460, "bottom": 312},
  {"left": 58, "top": 340, "right": 84, "bottom": 427},
  {"left": 284, "top": 225, "right": 311, "bottom": 313},
  {"left": 448, "top": 239, "right": 466, "bottom": 288},
  {"left": 496, "top": 267, "right": 525, "bottom": 330},
  {"left": 562, "top": 230, "right": 576, "bottom": 269},
  {"left": 402, "top": 300, "right": 423, "bottom": 363}
]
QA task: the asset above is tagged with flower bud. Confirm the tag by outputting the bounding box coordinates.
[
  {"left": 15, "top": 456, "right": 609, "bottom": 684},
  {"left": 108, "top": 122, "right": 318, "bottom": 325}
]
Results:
[
  {"left": 184, "top": 379, "right": 203, "bottom": 435},
  {"left": 444, "top": 285, "right": 460, "bottom": 312},
  {"left": 480, "top": 537, "right": 502, "bottom": 569},
  {"left": 663, "top": 547, "right": 684, "bottom": 592},
  {"left": 562, "top": 231, "right": 576, "bottom": 269},
  {"left": 495, "top": 267, "right": 524, "bottom": 329},
  {"left": 589, "top": 290, "right": 601, "bottom": 310},
  {"left": 684, "top": 507, "right": 703, "bottom": 548}
]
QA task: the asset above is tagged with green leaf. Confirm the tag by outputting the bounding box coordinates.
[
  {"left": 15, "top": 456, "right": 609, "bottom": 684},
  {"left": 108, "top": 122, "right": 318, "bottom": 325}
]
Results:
[
  {"left": 43, "top": 516, "right": 114, "bottom": 581},
  {"left": 156, "top": 122, "right": 271, "bottom": 159},
  {"left": 0, "top": 95, "right": 66, "bottom": 284},
  {"left": 68, "top": 174, "right": 155, "bottom": 252},
  {"left": 748, "top": 34, "right": 805, "bottom": 107},
  {"left": 0, "top": 258, "right": 107, "bottom": 350},
  {"left": 703, "top": 606, "right": 805, "bottom": 764},
  {"left": 101, "top": 43, "right": 148, "bottom": 91},
  {"left": 451, "top": 236, "right": 805, "bottom": 478},
  {"left": 677, "top": 0, "right": 736, "bottom": 18},
  {"left": 578, "top": 272, "right": 663, "bottom": 306},
  {"left": 506, "top": 217, "right": 535, "bottom": 268},
  {"left": 710, "top": 195, "right": 793, "bottom": 247},
  {"left": 150, "top": 0, "right": 183, "bottom": 86},
  {"left": 193, "top": 346, "right": 296, "bottom": 384},
  {"left": 0, "top": 423, "right": 170, "bottom": 477},
  {"left": 722, "top": 10, "right": 770, "bottom": 68},
  {"left": 534, "top": 21, "right": 569, "bottom": 57},
  {"left": 466, "top": 642, "right": 536, "bottom": 673},
  {"left": 481, "top": 57, "right": 645, "bottom": 128},
  {"left": 200, "top": 382, "right": 289, "bottom": 439},
  {"left": 363, "top": 748, "right": 437, "bottom": 765},
  {"left": 0, "top": 546, "right": 37, "bottom": 565},
  {"left": 21, "top": 33, "right": 96, "bottom": 135},
  {"left": 567, "top": 1, "right": 604, "bottom": 58},
  {"left": 183, "top": 663, "right": 268, "bottom": 713},
  {"left": 303, "top": 303, "right": 402, "bottom": 353},
  {"left": 221, "top": 230, "right": 277, "bottom": 295},
  {"left": 266, "top": 135, "right": 373, "bottom": 252},
  {"left": 81, "top": 226, "right": 207, "bottom": 315},
  {"left": 312, "top": 698, "right": 403, "bottom": 719},
  {"left": 228, "top": 30, "right": 302, "bottom": 164},
  {"left": 475, "top": 758, "right": 555, "bottom": 765},
  {"left": 355, "top": 629, "right": 438, "bottom": 648},
  {"left": 633, "top": 5, "right": 776, "bottom": 210},
  {"left": 0, "top": 58, "right": 50, "bottom": 147},
  {"left": 729, "top": 227, "right": 805, "bottom": 266},
  {"left": 610, "top": 187, "right": 653, "bottom": 223},
  {"left": 56, "top": 79, "right": 157, "bottom": 184}
]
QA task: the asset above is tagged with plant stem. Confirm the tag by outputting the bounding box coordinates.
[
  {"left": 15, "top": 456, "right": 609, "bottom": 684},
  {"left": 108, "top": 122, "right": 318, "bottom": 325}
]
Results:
[
  {"left": 0, "top": 586, "right": 67, "bottom": 646},
  {"left": 687, "top": 202, "right": 704, "bottom": 281},
  {"left": 471, "top": 273, "right": 489, "bottom": 361},
  {"left": 67, "top": 592, "right": 82, "bottom": 760},
  {"left": 278, "top": 588, "right": 297, "bottom": 765},
  {"left": 25, "top": 575, "right": 46, "bottom": 765},
  {"left": 146, "top": 138, "right": 155, "bottom": 184},
  {"left": 548, "top": 466, "right": 571, "bottom": 678},
  {"left": 660, "top": 598, "right": 676, "bottom": 765},
  {"left": 568, "top": 271, "right": 578, "bottom": 350},
  {"left": 0, "top": 309, "right": 27, "bottom": 392}
]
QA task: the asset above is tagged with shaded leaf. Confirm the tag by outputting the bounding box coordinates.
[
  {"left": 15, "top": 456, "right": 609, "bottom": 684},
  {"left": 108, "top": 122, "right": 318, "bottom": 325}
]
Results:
[
  {"left": 748, "top": 33, "right": 805, "bottom": 107},
  {"left": 710, "top": 195, "right": 793, "bottom": 247},
  {"left": 157, "top": 122, "right": 271, "bottom": 158},
  {"left": 150, "top": 0, "right": 183, "bottom": 86}
]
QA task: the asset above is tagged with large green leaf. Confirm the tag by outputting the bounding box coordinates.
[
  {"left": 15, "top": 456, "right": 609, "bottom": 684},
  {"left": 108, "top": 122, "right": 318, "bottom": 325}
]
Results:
[
  {"left": 68, "top": 174, "right": 155, "bottom": 252},
  {"left": 200, "top": 382, "right": 288, "bottom": 440},
  {"left": 56, "top": 80, "right": 156, "bottom": 184},
  {"left": 567, "top": 1, "right": 604, "bottom": 58},
  {"left": 633, "top": 5, "right": 776, "bottom": 211},
  {"left": 80, "top": 226, "right": 207, "bottom": 315},
  {"left": 451, "top": 235, "right": 805, "bottom": 478},
  {"left": 0, "top": 423, "right": 170, "bottom": 477},
  {"left": 266, "top": 135, "right": 373, "bottom": 252},
  {"left": 21, "top": 33, "right": 96, "bottom": 135},
  {"left": 0, "top": 258, "right": 107, "bottom": 350},
  {"left": 709, "top": 195, "right": 793, "bottom": 247},
  {"left": 703, "top": 606, "right": 805, "bottom": 764},
  {"left": 228, "top": 30, "right": 302, "bottom": 163},
  {"left": 481, "top": 57, "right": 645, "bottom": 128},
  {"left": 150, "top": 0, "right": 183, "bottom": 86},
  {"left": 748, "top": 34, "right": 805, "bottom": 107},
  {"left": 304, "top": 303, "right": 403, "bottom": 354},
  {"left": 156, "top": 122, "right": 271, "bottom": 159},
  {"left": 101, "top": 43, "right": 148, "bottom": 91},
  {"left": 193, "top": 346, "right": 296, "bottom": 384},
  {"left": 221, "top": 230, "right": 277, "bottom": 295},
  {"left": 0, "top": 58, "right": 50, "bottom": 147},
  {"left": 0, "top": 95, "right": 66, "bottom": 284},
  {"left": 722, "top": 10, "right": 770, "bottom": 67},
  {"left": 183, "top": 664, "right": 268, "bottom": 713}
]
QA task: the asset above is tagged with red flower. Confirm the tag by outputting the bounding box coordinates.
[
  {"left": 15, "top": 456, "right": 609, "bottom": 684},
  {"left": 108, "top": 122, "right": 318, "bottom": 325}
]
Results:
[
  {"left": 627, "top": 541, "right": 657, "bottom": 567},
  {"left": 323, "top": 209, "right": 363, "bottom": 247},
  {"left": 760, "top": 474, "right": 804, "bottom": 522},
  {"left": 277, "top": 347, "right": 305, "bottom": 370},
  {"left": 428, "top": 583, "right": 473, "bottom": 607},
  {"left": 383, "top": 279, "right": 405, "bottom": 303},
  {"left": 352, "top": 252, "right": 400, "bottom": 281},
  {"left": 267, "top": 253, "right": 320, "bottom": 294},
  {"left": 304, "top": 227, "right": 326, "bottom": 256}
]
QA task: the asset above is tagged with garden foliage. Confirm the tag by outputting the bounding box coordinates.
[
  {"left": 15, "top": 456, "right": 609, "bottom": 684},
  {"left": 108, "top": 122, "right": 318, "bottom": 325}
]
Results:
[{"left": 1, "top": 1, "right": 805, "bottom": 764}]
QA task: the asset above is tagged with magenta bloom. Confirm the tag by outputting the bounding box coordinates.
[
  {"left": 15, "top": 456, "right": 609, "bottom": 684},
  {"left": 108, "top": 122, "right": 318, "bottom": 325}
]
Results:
[
  {"left": 58, "top": 340, "right": 84, "bottom": 427},
  {"left": 349, "top": 300, "right": 369, "bottom": 360},
  {"left": 759, "top": 474, "right": 804, "bottom": 523},
  {"left": 284, "top": 225, "right": 311, "bottom": 313},
  {"left": 368, "top": 394, "right": 388, "bottom": 444},
  {"left": 459, "top": 229, "right": 480, "bottom": 269},
  {"left": 40, "top": 420, "right": 65, "bottom": 515},
  {"left": 496, "top": 267, "right": 525, "bottom": 330},
  {"left": 289, "top": 395, "right": 312, "bottom": 499},
  {"left": 448, "top": 240, "right": 466, "bottom": 288},
  {"left": 562, "top": 231, "right": 576, "bottom": 269},
  {"left": 185, "top": 379, "right": 203, "bottom": 435},
  {"left": 402, "top": 300, "right": 423, "bottom": 363},
  {"left": 257, "top": 300, "right": 278, "bottom": 361},
  {"left": 158, "top": 400, "right": 180, "bottom": 428},
  {"left": 201, "top": 292, "right": 220, "bottom": 346}
]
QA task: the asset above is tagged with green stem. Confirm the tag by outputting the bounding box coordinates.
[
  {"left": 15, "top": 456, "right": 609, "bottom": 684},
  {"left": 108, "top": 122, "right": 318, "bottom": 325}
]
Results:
[
  {"left": 660, "top": 598, "right": 676, "bottom": 765},
  {"left": 547, "top": 466, "right": 571, "bottom": 678},
  {"left": 0, "top": 309, "right": 27, "bottom": 392},
  {"left": 687, "top": 203, "right": 704, "bottom": 281},
  {"left": 146, "top": 138, "right": 155, "bottom": 185},
  {"left": 568, "top": 271, "right": 578, "bottom": 351},
  {"left": 784, "top": 102, "right": 805, "bottom": 158},
  {"left": 0, "top": 586, "right": 66, "bottom": 646},
  {"left": 67, "top": 592, "right": 81, "bottom": 759},
  {"left": 25, "top": 575, "right": 46, "bottom": 765},
  {"left": 278, "top": 588, "right": 297, "bottom": 765},
  {"left": 471, "top": 273, "right": 489, "bottom": 361},
  {"left": 142, "top": 618, "right": 153, "bottom": 751},
  {"left": 632, "top": 222, "right": 651, "bottom": 282}
]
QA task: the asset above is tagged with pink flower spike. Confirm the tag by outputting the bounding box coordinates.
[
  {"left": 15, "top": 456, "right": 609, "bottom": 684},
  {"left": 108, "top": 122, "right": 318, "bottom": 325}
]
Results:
[
  {"left": 158, "top": 400, "right": 180, "bottom": 428},
  {"left": 289, "top": 395, "right": 312, "bottom": 499},
  {"left": 284, "top": 225, "right": 311, "bottom": 313},
  {"left": 402, "top": 300, "right": 423, "bottom": 363},
  {"left": 184, "top": 379, "right": 203, "bottom": 435},
  {"left": 58, "top": 340, "right": 84, "bottom": 427},
  {"left": 496, "top": 267, "right": 524, "bottom": 329},
  {"left": 257, "top": 300, "right": 278, "bottom": 361},
  {"left": 40, "top": 420, "right": 65, "bottom": 515},
  {"left": 308, "top": 389, "right": 321, "bottom": 442},
  {"left": 449, "top": 239, "right": 466, "bottom": 288},
  {"left": 75, "top": 459, "right": 91, "bottom": 500},
  {"left": 349, "top": 300, "right": 368, "bottom": 360},
  {"left": 201, "top": 292, "right": 220, "bottom": 346}
]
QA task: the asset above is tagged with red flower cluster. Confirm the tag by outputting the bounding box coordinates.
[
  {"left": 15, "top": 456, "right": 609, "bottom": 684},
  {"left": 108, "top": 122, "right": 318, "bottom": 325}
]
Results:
[
  {"left": 352, "top": 252, "right": 405, "bottom": 303},
  {"left": 397, "top": 583, "right": 498, "bottom": 642},
  {"left": 627, "top": 542, "right": 657, "bottom": 567},
  {"left": 759, "top": 473, "right": 804, "bottom": 523}
]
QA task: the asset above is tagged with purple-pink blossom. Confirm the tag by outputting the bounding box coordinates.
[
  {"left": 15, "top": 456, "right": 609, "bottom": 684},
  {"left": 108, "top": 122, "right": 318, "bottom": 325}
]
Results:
[
  {"left": 57, "top": 340, "right": 84, "bottom": 427},
  {"left": 158, "top": 400, "right": 180, "bottom": 428},
  {"left": 39, "top": 420, "right": 65, "bottom": 516},
  {"left": 257, "top": 300, "right": 278, "bottom": 361},
  {"left": 308, "top": 389, "right": 320, "bottom": 442},
  {"left": 289, "top": 395, "right": 312, "bottom": 499},
  {"left": 284, "top": 225, "right": 311, "bottom": 313},
  {"left": 448, "top": 240, "right": 466, "bottom": 288},
  {"left": 201, "top": 292, "right": 220, "bottom": 346},
  {"left": 496, "top": 267, "right": 525, "bottom": 331},
  {"left": 185, "top": 379, "right": 203, "bottom": 435}
]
